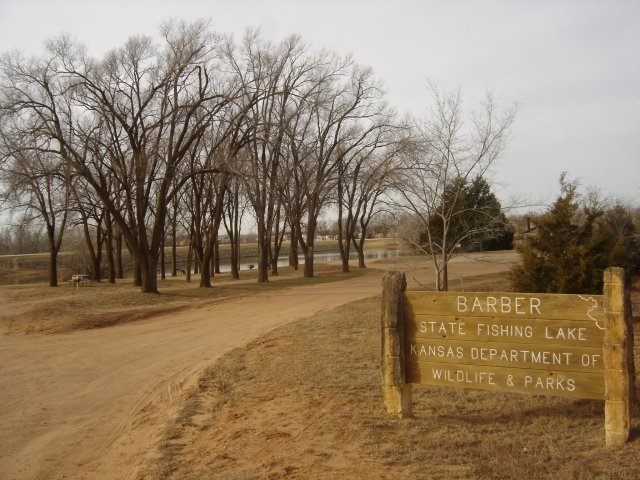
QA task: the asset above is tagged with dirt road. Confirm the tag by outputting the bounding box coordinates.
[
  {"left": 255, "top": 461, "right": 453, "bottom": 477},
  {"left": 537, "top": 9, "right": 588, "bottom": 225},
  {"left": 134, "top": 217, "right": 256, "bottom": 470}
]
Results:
[{"left": 0, "top": 254, "right": 516, "bottom": 480}]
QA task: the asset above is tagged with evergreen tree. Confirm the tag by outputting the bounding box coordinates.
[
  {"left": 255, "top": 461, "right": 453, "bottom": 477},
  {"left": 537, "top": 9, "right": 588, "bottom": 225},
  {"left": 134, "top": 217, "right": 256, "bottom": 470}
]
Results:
[
  {"left": 593, "top": 204, "right": 640, "bottom": 273},
  {"left": 425, "top": 176, "right": 513, "bottom": 253},
  {"left": 462, "top": 176, "right": 514, "bottom": 251},
  {"left": 511, "top": 174, "right": 639, "bottom": 294}
]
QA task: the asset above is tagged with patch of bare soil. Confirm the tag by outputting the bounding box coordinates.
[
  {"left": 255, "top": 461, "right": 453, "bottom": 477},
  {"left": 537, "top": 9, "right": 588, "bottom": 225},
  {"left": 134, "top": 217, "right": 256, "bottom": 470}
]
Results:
[{"left": 149, "top": 273, "right": 640, "bottom": 479}]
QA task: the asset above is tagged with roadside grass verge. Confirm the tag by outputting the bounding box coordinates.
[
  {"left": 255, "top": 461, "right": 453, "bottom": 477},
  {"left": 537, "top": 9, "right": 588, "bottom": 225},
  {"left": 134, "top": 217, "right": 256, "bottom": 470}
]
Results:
[{"left": 149, "top": 273, "right": 640, "bottom": 480}]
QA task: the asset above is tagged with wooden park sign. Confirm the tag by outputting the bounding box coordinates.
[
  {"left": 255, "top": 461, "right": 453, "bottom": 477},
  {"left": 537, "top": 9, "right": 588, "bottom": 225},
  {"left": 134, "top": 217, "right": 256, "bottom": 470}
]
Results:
[{"left": 380, "top": 267, "right": 636, "bottom": 447}]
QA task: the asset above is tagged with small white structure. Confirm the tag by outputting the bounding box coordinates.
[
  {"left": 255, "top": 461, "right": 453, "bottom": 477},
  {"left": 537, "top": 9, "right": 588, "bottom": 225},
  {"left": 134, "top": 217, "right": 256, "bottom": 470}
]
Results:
[{"left": 70, "top": 274, "right": 91, "bottom": 289}]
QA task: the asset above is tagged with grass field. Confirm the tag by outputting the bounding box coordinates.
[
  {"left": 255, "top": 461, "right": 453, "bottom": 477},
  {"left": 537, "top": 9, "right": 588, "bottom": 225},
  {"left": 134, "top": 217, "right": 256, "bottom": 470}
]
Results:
[
  {"left": 146, "top": 272, "right": 640, "bottom": 480},
  {"left": 0, "top": 263, "right": 366, "bottom": 335}
]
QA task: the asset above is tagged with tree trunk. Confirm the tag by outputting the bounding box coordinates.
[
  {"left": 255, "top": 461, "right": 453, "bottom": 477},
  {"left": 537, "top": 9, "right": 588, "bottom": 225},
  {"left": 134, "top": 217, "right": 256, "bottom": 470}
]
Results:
[
  {"left": 355, "top": 235, "right": 366, "bottom": 268},
  {"left": 48, "top": 249, "right": 58, "bottom": 287},
  {"left": 336, "top": 166, "right": 350, "bottom": 273},
  {"left": 160, "top": 233, "right": 166, "bottom": 280},
  {"left": 302, "top": 215, "right": 317, "bottom": 278},
  {"left": 115, "top": 229, "right": 124, "bottom": 279},
  {"left": 303, "top": 245, "right": 314, "bottom": 278},
  {"left": 229, "top": 240, "right": 239, "bottom": 279},
  {"left": 223, "top": 187, "right": 239, "bottom": 280},
  {"left": 133, "top": 262, "right": 142, "bottom": 287},
  {"left": 256, "top": 219, "right": 270, "bottom": 282},
  {"left": 94, "top": 225, "right": 103, "bottom": 282},
  {"left": 288, "top": 223, "right": 299, "bottom": 270},
  {"left": 193, "top": 254, "right": 199, "bottom": 274},
  {"left": 271, "top": 234, "right": 281, "bottom": 277},
  {"left": 225, "top": 216, "right": 240, "bottom": 280},
  {"left": 271, "top": 247, "right": 280, "bottom": 276},
  {"left": 210, "top": 252, "right": 215, "bottom": 280},
  {"left": 186, "top": 241, "right": 193, "bottom": 283},
  {"left": 199, "top": 231, "right": 215, "bottom": 288},
  {"left": 441, "top": 250, "right": 449, "bottom": 291},
  {"left": 271, "top": 206, "right": 287, "bottom": 277},
  {"left": 80, "top": 215, "right": 99, "bottom": 280},
  {"left": 435, "top": 258, "right": 449, "bottom": 292},
  {"left": 271, "top": 231, "right": 279, "bottom": 277},
  {"left": 339, "top": 238, "right": 350, "bottom": 272},
  {"left": 337, "top": 219, "right": 350, "bottom": 273},
  {"left": 200, "top": 183, "right": 226, "bottom": 287},
  {"left": 230, "top": 186, "right": 241, "bottom": 280},
  {"left": 214, "top": 239, "right": 221, "bottom": 274},
  {"left": 171, "top": 229, "right": 177, "bottom": 277},
  {"left": 139, "top": 252, "right": 159, "bottom": 293},
  {"left": 105, "top": 211, "right": 116, "bottom": 283},
  {"left": 171, "top": 200, "right": 178, "bottom": 277},
  {"left": 442, "top": 263, "right": 449, "bottom": 291},
  {"left": 258, "top": 239, "right": 270, "bottom": 282}
]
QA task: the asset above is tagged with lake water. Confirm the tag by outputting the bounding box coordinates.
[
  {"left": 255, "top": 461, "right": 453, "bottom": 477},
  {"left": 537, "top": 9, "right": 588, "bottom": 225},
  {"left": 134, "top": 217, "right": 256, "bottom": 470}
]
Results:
[{"left": 216, "top": 248, "right": 402, "bottom": 273}]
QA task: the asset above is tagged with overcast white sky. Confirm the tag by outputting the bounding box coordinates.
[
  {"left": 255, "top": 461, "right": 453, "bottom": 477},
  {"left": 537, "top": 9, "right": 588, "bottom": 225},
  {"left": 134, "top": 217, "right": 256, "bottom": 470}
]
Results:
[{"left": 0, "top": 0, "right": 638, "bottom": 210}]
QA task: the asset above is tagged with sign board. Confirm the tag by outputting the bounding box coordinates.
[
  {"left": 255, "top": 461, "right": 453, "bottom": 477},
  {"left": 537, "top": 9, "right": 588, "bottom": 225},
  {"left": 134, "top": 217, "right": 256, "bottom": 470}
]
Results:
[
  {"left": 404, "top": 291, "right": 605, "bottom": 399},
  {"left": 380, "top": 269, "right": 636, "bottom": 447}
]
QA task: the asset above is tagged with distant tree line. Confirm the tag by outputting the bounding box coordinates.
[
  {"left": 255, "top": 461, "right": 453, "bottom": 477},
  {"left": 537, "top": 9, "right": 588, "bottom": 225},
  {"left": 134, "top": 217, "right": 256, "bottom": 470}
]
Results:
[
  {"left": 0, "top": 20, "right": 520, "bottom": 292},
  {"left": 0, "top": 217, "right": 50, "bottom": 255}
]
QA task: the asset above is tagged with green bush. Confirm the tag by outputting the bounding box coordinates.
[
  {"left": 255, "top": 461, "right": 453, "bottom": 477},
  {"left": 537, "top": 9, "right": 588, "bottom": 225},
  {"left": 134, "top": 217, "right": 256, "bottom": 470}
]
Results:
[{"left": 510, "top": 175, "right": 640, "bottom": 294}]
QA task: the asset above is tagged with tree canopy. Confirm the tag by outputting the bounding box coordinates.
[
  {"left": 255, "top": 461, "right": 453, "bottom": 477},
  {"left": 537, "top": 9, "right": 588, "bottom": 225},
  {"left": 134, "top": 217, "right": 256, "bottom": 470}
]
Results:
[{"left": 0, "top": 22, "right": 406, "bottom": 291}]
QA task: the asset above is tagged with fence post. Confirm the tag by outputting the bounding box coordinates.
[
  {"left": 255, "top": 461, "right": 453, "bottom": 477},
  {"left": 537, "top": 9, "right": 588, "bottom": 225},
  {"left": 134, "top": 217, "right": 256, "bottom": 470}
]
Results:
[
  {"left": 603, "top": 267, "right": 635, "bottom": 446},
  {"left": 380, "top": 271, "right": 412, "bottom": 417}
]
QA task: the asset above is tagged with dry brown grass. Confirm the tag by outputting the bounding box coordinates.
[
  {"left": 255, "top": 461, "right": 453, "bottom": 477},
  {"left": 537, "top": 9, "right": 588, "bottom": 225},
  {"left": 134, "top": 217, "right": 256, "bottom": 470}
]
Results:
[
  {"left": 148, "top": 274, "right": 640, "bottom": 480},
  {"left": 0, "top": 264, "right": 364, "bottom": 334}
]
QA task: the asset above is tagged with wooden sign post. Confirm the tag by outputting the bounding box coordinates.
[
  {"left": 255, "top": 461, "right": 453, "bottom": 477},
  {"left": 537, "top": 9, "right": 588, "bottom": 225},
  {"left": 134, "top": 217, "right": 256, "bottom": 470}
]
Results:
[
  {"left": 380, "top": 267, "right": 636, "bottom": 446},
  {"left": 603, "top": 268, "right": 636, "bottom": 445}
]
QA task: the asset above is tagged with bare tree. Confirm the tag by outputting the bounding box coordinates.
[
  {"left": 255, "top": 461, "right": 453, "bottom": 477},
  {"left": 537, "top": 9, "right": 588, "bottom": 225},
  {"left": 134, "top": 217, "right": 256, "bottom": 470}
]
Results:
[
  {"left": 336, "top": 123, "right": 406, "bottom": 272},
  {"left": 0, "top": 130, "right": 72, "bottom": 286},
  {"left": 394, "top": 86, "right": 516, "bottom": 290},
  {"left": 222, "top": 168, "right": 248, "bottom": 280},
  {"left": 293, "top": 62, "right": 392, "bottom": 277},
  {"left": 20, "top": 21, "right": 237, "bottom": 293},
  {"left": 3, "top": 21, "right": 506, "bottom": 295},
  {"left": 230, "top": 32, "right": 321, "bottom": 282}
]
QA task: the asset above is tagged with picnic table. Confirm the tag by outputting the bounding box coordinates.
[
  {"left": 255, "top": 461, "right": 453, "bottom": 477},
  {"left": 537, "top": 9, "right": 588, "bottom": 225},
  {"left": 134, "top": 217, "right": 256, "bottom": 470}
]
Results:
[{"left": 69, "top": 274, "right": 93, "bottom": 288}]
